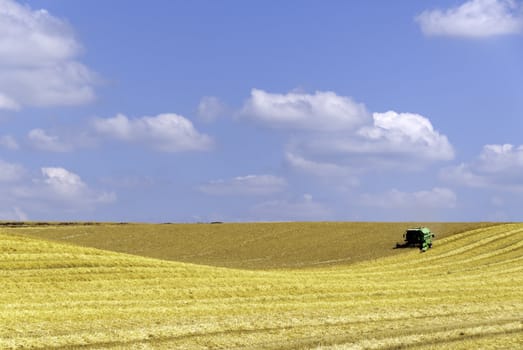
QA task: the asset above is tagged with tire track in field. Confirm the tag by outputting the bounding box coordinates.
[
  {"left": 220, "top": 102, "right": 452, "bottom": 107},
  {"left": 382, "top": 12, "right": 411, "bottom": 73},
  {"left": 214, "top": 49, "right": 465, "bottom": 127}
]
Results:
[
  {"left": 229, "top": 317, "right": 523, "bottom": 350},
  {"left": 30, "top": 316, "right": 521, "bottom": 350},
  {"left": 351, "top": 225, "right": 522, "bottom": 274},
  {"left": 383, "top": 236, "right": 523, "bottom": 275},
  {"left": 422, "top": 227, "right": 523, "bottom": 262}
]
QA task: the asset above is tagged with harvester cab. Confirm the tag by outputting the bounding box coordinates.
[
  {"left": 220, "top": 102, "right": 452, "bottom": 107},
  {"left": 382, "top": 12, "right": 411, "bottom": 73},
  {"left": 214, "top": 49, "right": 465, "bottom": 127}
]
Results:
[{"left": 398, "top": 227, "right": 435, "bottom": 252}]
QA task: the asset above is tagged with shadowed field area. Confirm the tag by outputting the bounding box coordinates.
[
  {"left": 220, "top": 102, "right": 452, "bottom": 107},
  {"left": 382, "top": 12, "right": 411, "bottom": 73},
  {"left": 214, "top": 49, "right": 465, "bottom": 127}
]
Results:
[
  {"left": 4, "top": 221, "right": 500, "bottom": 269},
  {"left": 0, "top": 222, "right": 521, "bottom": 349}
]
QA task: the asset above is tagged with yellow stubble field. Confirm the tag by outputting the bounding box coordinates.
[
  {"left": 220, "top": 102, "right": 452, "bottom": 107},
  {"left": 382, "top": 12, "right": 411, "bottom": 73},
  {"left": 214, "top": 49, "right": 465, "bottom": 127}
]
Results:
[{"left": 0, "top": 222, "right": 521, "bottom": 349}]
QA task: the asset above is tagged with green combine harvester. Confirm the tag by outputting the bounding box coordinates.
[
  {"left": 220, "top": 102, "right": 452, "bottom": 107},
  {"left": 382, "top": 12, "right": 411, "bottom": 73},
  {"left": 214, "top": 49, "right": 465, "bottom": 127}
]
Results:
[{"left": 397, "top": 227, "right": 435, "bottom": 252}]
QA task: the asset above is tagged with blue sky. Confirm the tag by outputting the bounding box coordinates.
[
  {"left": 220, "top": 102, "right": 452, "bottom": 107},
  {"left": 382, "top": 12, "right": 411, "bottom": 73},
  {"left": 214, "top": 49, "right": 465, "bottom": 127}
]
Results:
[{"left": 1, "top": 0, "right": 522, "bottom": 222}]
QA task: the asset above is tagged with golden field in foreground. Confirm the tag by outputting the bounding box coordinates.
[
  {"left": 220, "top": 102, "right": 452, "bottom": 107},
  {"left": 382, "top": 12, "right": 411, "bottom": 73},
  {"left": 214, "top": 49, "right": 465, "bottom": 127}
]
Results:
[{"left": 0, "top": 222, "right": 521, "bottom": 349}]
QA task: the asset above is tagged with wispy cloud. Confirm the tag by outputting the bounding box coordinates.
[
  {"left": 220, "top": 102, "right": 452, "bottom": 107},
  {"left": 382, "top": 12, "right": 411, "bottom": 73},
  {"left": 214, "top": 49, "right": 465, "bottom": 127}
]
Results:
[
  {"left": 0, "top": 159, "right": 25, "bottom": 181},
  {"left": 361, "top": 188, "right": 457, "bottom": 209},
  {"left": 0, "top": 207, "right": 28, "bottom": 221},
  {"left": 28, "top": 129, "right": 73, "bottom": 152},
  {"left": 442, "top": 143, "right": 523, "bottom": 191},
  {"left": 197, "top": 96, "right": 228, "bottom": 123},
  {"left": 199, "top": 174, "right": 286, "bottom": 196},
  {"left": 0, "top": 135, "right": 19, "bottom": 150},
  {"left": 250, "top": 194, "right": 331, "bottom": 221}
]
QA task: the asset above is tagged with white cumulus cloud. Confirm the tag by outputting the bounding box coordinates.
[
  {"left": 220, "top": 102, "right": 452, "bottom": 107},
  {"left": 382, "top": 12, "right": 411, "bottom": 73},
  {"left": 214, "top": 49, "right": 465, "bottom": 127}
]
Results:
[
  {"left": 41, "top": 167, "right": 89, "bottom": 198},
  {"left": 442, "top": 143, "right": 523, "bottom": 190},
  {"left": 12, "top": 167, "right": 116, "bottom": 206},
  {"left": 287, "top": 110, "right": 454, "bottom": 175},
  {"left": 239, "top": 89, "right": 370, "bottom": 131},
  {"left": 93, "top": 113, "right": 213, "bottom": 152},
  {"left": 238, "top": 89, "right": 454, "bottom": 177},
  {"left": 0, "top": 163, "right": 115, "bottom": 218},
  {"left": 416, "top": 0, "right": 523, "bottom": 38},
  {"left": 477, "top": 143, "right": 523, "bottom": 172},
  {"left": 357, "top": 111, "right": 454, "bottom": 161},
  {"left": 0, "top": 0, "right": 96, "bottom": 108},
  {"left": 199, "top": 174, "right": 286, "bottom": 196}
]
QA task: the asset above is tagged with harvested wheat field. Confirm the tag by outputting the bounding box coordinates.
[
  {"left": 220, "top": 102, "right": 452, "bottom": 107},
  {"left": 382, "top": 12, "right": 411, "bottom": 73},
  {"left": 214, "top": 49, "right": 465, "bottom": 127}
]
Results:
[
  {"left": 5, "top": 221, "right": 499, "bottom": 269},
  {"left": 0, "top": 222, "right": 522, "bottom": 349}
]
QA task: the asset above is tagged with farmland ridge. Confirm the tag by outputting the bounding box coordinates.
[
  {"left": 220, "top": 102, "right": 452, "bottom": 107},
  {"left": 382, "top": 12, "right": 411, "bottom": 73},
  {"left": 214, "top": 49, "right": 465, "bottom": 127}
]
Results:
[{"left": 5, "top": 221, "right": 500, "bottom": 269}]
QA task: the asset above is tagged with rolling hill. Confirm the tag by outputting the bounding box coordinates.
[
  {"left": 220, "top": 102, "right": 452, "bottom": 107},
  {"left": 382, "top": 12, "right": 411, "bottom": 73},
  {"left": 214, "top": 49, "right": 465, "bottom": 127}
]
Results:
[
  {"left": 0, "top": 222, "right": 521, "bottom": 349},
  {"left": 4, "top": 221, "right": 500, "bottom": 269}
]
